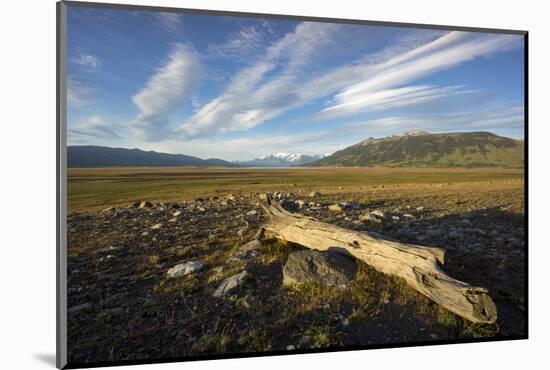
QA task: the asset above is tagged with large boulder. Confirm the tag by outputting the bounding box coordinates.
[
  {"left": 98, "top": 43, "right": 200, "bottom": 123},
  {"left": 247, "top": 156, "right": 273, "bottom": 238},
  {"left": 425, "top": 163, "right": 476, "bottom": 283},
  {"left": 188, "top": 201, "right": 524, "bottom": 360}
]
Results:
[{"left": 283, "top": 249, "right": 356, "bottom": 288}]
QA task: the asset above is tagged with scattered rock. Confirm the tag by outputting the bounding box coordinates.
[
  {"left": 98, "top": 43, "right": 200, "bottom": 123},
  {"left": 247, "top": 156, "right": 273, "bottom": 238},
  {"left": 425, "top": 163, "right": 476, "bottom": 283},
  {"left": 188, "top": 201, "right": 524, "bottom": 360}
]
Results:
[
  {"left": 328, "top": 204, "right": 343, "bottom": 212},
  {"left": 166, "top": 261, "right": 203, "bottom": 278},
  {"left": 426, "top": 229, "right": 442, "bottom": 238},
  {"left": 172, "top": 210, "right": 182, "bottom": 217},
  {"left": 283, "top": 249, "right": 356, "bottom": 288},
  {"left": 286, "top": 345, "right": 296, "bottom": 351},
  {"left": 370, "top": 210, "right": 385, "bottom": 219},
  {"left": 213, "top": 271, "right": 248, "bottom": 297},
  {"left": 308, "top": 191, "right": 321, "bottom": 198},
  {"left": 402, "top": 213, "right": 415, "bottom": 220},
  {"left": 139, "top": 201, "right": 153, "bottom": 209},
  {"left": 150, "top": 223, "right": 162, "bottom": 230},
  {"left": 231, "top": 239, "right": 262, "bottom": 262},
  {"left": 258, "top": 193, "right": 268, "bottom": 201},
  {"left": 449, "top": 229, "right": 464, "bottom": 239},
  {"left": 246, "top": 210, "right": 257, "bottom": 216},
  {"left": 146, "top": 255, "right": 160, "bottom": 265},
  {"left": 68, "top": 302, "right": 92, "bottom": 314},
  {"left": 460, "top": 212, "right": 474, "bottom": 220},
  {"left": 281, "top": 199, "right": 298, "bottom": 211}
]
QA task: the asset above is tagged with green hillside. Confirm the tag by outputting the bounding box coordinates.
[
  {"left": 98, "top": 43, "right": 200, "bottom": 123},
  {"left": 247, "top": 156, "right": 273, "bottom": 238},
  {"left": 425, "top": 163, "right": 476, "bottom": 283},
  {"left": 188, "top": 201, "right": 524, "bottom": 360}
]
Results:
[{"left": 309, "top": 131, "right": 524, "bottom": 168}]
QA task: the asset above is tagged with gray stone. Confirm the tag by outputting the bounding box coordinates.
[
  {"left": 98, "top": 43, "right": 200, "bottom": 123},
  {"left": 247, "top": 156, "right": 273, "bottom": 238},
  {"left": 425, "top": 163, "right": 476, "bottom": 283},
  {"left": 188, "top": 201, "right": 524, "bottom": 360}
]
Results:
[
  {"left": 370, "top": 209, "right": 385, "bottom": 219},
  {"left": 68, "top": 302, "right": 92, "bottom": 314},
  {"left": 426, "top": 229, "right": 442, "bottom": 238},
  {"left": 213, "top": 271, "right": 248, "bottom": 297},
  {"left": 166, "top": 261, "right": 203, "bottom": 278},
  {"left": 449, "top": 229, "right": 464, "bottom": 239},
  {"left": 231, "top": 240, "right": 262, "bottom": 262},
  {"left": 283, "top": 249, "right": 356, "bottom": 288}
]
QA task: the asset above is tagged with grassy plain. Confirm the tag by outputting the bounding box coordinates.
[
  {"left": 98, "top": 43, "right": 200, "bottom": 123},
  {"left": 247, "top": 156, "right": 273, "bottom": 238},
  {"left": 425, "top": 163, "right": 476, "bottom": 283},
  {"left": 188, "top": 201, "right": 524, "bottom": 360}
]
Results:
[
  {"left": 67, "top": 166, "right": 524, "bottom": 212},
  {"left": 66, "top": 166, "right": 525, "bottom": 361}
]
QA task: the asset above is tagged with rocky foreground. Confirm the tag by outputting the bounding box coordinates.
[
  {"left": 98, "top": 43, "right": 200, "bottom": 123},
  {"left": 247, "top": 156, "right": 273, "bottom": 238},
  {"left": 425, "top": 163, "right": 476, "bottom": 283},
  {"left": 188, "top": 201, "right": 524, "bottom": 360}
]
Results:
[{"left": 67, "top": 181, "right": 525, "bottom": 364}]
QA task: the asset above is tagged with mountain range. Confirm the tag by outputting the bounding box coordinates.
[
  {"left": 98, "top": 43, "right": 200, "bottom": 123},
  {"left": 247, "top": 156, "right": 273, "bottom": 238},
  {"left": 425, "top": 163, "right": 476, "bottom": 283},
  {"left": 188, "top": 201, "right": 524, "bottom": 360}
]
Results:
[
  {"left": 307, "top": 131, "right": 524, "bottom": 168},
  {"left": 234, "top": 153, "right": 326, "bottom": 167},
  {"left": 67, "top": 146, "right": 237, "bottom": 168},
  {"left": 68, "top": 131, "right": 524, "bottom": 168}
]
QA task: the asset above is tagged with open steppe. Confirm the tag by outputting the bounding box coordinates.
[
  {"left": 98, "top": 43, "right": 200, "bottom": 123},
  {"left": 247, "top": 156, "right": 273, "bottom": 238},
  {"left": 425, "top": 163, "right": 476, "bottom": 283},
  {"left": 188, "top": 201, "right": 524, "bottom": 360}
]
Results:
[{"left": 66, "top": 167, "right": 525, "bottom": 363}]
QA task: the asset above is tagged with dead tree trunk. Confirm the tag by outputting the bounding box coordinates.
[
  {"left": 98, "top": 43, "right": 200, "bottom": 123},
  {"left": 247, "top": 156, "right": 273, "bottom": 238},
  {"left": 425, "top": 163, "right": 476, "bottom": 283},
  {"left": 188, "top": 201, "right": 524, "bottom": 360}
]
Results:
[{"left": 260, "top": 197, "right": 497, "bottom": 324}]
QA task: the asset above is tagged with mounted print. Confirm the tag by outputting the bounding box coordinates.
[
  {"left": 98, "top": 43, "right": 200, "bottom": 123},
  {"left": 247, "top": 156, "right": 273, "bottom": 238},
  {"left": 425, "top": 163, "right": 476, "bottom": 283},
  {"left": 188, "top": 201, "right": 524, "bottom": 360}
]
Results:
[{"left": 57, "top": 1, "right": 527, "bottom": 368}]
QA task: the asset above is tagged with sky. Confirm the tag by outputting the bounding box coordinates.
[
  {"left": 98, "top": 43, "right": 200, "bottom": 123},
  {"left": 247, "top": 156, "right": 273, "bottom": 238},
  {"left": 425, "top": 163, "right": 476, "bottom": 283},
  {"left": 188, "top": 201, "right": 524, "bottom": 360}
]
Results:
[{"left": 66, "top": 5, "right": 525, "bottom": 161}]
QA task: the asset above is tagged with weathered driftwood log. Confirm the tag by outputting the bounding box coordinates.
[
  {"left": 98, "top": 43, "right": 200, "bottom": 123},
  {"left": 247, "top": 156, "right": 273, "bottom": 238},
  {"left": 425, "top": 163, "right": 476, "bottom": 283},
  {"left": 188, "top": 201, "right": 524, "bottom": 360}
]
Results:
[{"left": 260, "top": 197, "right": 497, "bottom": 324}]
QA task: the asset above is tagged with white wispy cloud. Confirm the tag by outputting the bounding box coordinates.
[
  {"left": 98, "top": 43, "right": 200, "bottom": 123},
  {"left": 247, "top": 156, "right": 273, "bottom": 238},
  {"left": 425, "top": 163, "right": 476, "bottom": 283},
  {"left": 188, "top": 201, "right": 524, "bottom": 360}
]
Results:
[
  {"left": 69, "top": 115, "right": 121, "bottom": 140},
  {"left": 71, "top": 52, "right": 101, "bottom": 71},
  {"left": 208, "top": 24, "right": 271, "bottom": 59},
  {"left": 323, "top": 106, "right": 525, "bottom": 138},
  {"left": 154, "top": 12, "right": 184, "bottom": 33},
  {"left": 321, "top": 84, "right": 476, "bottom": 117},
  {"left": 178, "top": 22, "right": 344, "bottom": 139},
  {"left": 131, "top": 44, "right": 201, "bottom": 141},
  {"left": 321, "top": 32, "right": 521, "bottom": 118},
  {"left": 178, "top": 27, "right": 521, "bottom": 140},
  {"left": 67, "top": 77, "right": 95, "bottom": 107}
]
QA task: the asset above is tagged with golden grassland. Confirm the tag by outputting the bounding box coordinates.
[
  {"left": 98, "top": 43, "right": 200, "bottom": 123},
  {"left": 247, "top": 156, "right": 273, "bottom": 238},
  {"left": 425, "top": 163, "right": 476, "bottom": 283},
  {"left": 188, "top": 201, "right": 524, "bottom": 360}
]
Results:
[{"left": 67, "top": 166, "right": 524, "bottom": 212}]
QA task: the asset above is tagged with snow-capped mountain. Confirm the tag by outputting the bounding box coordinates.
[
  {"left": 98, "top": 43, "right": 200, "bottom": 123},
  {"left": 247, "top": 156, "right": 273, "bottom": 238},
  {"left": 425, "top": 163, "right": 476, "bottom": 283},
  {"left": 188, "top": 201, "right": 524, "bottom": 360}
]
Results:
[{"left": 235, "top": 153, "right": 327, "bottom": 167}]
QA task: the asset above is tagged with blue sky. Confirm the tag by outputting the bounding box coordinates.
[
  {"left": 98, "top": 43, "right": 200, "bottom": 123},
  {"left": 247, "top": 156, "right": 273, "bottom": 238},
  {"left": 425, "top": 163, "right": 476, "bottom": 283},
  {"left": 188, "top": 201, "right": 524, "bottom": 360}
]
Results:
[{"left": 66, "top": 6, "right": 525, "bottom": 160}]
